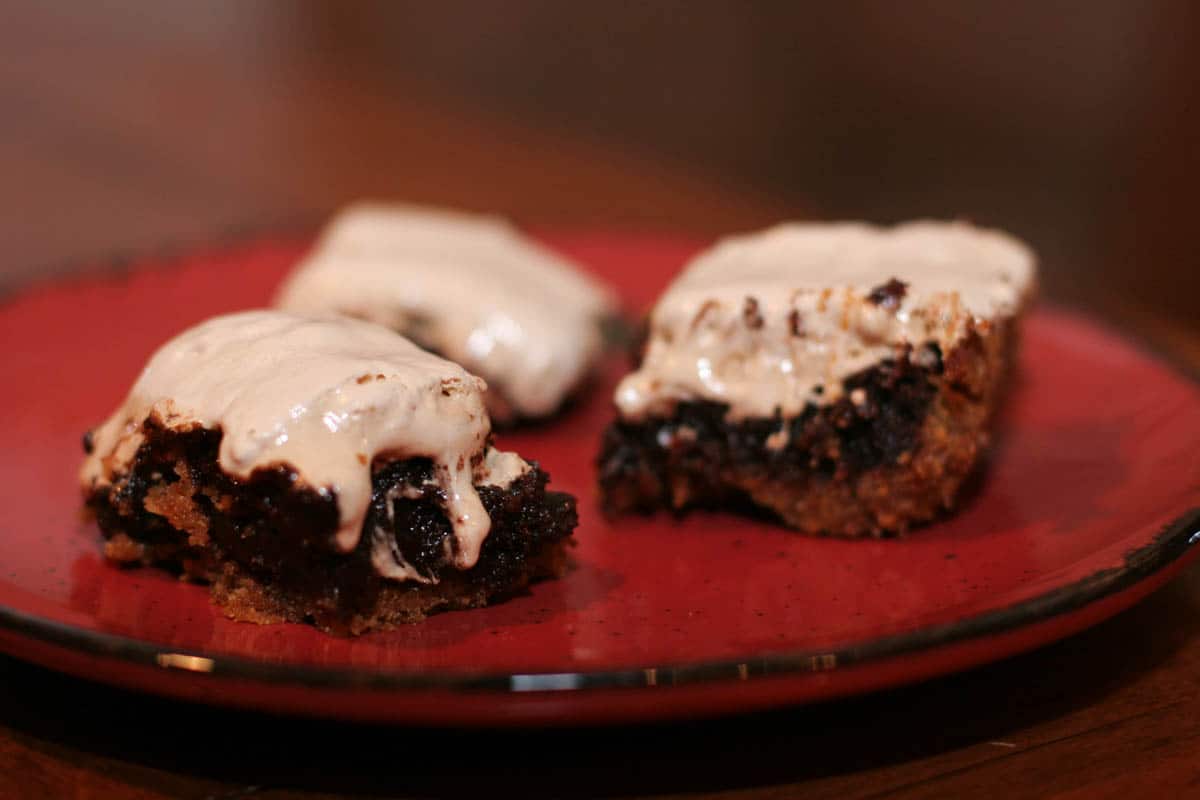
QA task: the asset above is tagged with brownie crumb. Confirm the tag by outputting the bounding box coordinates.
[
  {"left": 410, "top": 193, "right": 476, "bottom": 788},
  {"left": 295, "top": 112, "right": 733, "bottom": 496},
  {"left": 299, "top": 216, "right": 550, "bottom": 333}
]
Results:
[
  {"left": 867, "top": 278, "right": 908, "bottom": 310},
  {"left": 742, "top": 296, "right": 764, "bottom": 329},
  {"left": 789, "top": 309, "right": 805, "bottom": 337},
  {"left": 82, "top": 430, "right": 95, "bottom": 455}
]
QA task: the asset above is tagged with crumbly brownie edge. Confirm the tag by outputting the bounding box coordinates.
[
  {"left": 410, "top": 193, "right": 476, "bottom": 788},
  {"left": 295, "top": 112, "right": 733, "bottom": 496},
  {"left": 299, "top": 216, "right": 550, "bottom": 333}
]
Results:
[
  {"left": 597, "top": 319, "right": 1015, "bottom": 536},
  {"left": 209, "top": 541, "right": 572, "bottom": 636},
  {"left": 84, "top": 422, "right": 578, "bottom": 634}
]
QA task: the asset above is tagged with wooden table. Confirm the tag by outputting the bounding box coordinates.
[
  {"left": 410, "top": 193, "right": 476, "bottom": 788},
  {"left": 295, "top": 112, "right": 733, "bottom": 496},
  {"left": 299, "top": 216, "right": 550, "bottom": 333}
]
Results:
[{"left": 3, "top": 4, "right": 1198, "bottom": 797}]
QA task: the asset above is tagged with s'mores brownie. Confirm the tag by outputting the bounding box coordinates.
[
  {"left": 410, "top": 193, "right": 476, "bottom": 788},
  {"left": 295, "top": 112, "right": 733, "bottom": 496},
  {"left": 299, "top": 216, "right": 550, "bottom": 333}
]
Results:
[
  {"left": 598, "top": 221, "right": 1036, "bottom": 536},
  {"left": 274, "top": 204, "right": 619, "bottom": 423},
  {"left": 81, "top": 311, "right": 577, "bottom": 634}
]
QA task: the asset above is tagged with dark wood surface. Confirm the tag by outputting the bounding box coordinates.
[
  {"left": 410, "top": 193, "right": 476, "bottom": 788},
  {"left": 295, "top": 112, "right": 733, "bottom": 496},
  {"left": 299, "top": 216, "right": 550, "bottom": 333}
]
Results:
[{"left": 2, "top": 4, "right": 1198, "bottom": 797}]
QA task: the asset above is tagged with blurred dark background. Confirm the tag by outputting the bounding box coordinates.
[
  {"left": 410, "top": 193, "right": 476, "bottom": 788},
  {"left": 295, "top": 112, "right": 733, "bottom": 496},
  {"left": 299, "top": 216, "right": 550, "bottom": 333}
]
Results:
[{"left": 3, "top": 1, "right": 1197, "bottom": 363}]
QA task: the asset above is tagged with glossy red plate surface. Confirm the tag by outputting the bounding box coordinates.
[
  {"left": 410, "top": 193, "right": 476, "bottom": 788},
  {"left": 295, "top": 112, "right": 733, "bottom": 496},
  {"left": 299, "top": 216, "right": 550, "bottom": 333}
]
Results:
[{"left": 0, "top": 233, "right": 1197, "bottom": 726}]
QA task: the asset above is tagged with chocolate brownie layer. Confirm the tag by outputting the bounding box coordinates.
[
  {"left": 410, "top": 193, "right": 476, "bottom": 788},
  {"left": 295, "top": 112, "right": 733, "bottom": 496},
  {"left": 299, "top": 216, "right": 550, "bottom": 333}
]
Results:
[
  {"left": 598, "top": 324, "right": 1011, "bottom": 536},
  {"left": 87, "top": 420, "right": 577, "bottom": 634}
]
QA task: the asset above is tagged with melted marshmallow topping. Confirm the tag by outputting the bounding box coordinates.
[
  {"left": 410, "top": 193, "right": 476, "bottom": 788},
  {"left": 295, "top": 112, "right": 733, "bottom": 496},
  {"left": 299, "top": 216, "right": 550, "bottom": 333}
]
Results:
[
  {"left": 80, "top": 311, "right": 529, "bottom": 582},
  {"left": 616, "top": 220, "right": 1036, "bottom": 421},
  {"left": 274, "top": 203, "right": 618, "bottom": 419}
]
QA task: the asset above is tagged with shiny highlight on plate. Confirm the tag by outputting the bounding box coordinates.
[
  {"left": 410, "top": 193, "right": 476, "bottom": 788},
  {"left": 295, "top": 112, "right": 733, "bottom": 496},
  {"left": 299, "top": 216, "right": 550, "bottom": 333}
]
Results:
[{"left": 156, "top": 653, "right": 216, "bottom": 673}]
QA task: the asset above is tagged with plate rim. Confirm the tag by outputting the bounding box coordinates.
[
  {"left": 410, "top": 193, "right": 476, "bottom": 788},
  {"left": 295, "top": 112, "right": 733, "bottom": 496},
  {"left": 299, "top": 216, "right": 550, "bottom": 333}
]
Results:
[{"left": 1, "top": 508, "right": 1196, "bottom": 694}]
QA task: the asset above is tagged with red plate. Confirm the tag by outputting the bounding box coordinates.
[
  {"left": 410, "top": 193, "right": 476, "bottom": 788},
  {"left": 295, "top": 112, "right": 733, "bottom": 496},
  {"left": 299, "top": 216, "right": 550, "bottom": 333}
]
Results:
[{"left": 0, "top": 234, "right": 1197, "bottom": 726}]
